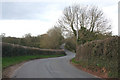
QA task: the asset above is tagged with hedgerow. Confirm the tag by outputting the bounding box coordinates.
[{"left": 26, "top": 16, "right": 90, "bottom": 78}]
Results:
[
  {"left": 2, "top": 43, "right": 65, "bottom": 57},
  {"left": 75, "top": 37, "right": 119, "bottom": 78}
]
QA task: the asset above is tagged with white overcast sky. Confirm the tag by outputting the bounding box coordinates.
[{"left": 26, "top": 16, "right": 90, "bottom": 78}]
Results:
[{"left": 0, "top": 0, "right": 119, "bottom": 37}]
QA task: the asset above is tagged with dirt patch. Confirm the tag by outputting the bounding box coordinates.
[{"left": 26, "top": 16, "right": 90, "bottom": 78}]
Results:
[{"left": 70, "top": 60, "right": 108, "bottom": 78}]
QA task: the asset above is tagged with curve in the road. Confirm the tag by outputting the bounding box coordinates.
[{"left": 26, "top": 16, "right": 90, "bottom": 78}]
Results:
[{"left": 12, "top": 50, "right": 98, "bottom": 78}]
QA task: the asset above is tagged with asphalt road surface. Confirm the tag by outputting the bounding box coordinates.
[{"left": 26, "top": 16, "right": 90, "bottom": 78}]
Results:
[{"left": 11, "top": 49, "right": 99, "bottom": 78}]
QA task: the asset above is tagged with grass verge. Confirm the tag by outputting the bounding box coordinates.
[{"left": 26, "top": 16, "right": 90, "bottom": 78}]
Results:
[
  {"left": 71, "top": 58, "right": 88, "bottom": 68},
  {"left": 2, "top": 54, "right": 65, "bottom": 69}
]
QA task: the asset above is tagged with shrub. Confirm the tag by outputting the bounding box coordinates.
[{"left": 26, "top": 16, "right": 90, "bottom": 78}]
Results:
[
  {"left": 65, "top": 37, "right": 76, "bottom": 52},
  {"left": 2, "top": 43, "right": 66, "bottom": 57},
  {"left": 75, "top": 37, "right": 119, "bottom": 78}
]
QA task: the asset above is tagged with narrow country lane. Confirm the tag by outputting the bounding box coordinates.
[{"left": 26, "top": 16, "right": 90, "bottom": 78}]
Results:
[{"left": 12, "top": 49, "right": 99, "bottom": 78}]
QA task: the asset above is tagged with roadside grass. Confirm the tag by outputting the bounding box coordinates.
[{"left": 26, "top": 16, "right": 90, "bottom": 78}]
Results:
[
  {"left": 2, "top": 54, "right": 65, "bottom": 69},
  {"left": 71, "top": 58, "right": 88, "bottom": 68}
]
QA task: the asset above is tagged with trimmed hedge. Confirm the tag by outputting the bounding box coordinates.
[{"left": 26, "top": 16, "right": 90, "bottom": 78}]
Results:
[
  {"left": 2, "top": 42, "right": 66, "bottom": 57},
  {"left": 75, "top": 37, "right": 119, "bottom": 78}
]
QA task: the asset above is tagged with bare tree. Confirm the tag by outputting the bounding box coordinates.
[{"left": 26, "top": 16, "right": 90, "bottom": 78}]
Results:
[
  {"left": 88, "top": 6, "right": 111, "bottom": 33},
  {"left": 24, "top": 33, "right": 32, "bottom": 38},
  {"left": 57, "top": 4, "right": 111, "bottom": 39},
  {"left": 0, "top": 33, "right": 6, "bottom": 38}
]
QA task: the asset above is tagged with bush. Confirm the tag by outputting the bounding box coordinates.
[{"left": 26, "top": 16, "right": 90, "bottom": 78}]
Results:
[
  {"left": 65, "top": 37, "right": 76, "bottom": 52},
  {"left": 2, "top": 43, "right": 66, "bottom": 57},
  {"left": 65, "top": 28, "right": 110, "bottom": 52},
  {"left": 75, "top": 37, "right": 119, "bottom": 78}
]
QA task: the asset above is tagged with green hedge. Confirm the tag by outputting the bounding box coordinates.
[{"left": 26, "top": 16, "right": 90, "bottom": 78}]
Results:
[
  {"left": 2, "top": 43, "right": 66, "bottom": 57},
  {"left": 75, "top": 37, "right": 119, "bottom": 78},
  {"left": 65, "top": 37, "right": 76, "bottom": 52}
]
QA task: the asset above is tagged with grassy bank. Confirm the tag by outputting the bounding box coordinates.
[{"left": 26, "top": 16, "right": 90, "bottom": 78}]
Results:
[
  {"left": 71, "top": 58, "right": 90, "bottom": 68},
  {"left": 2, "top": 54, "right": 65, "bottom": 69}
]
